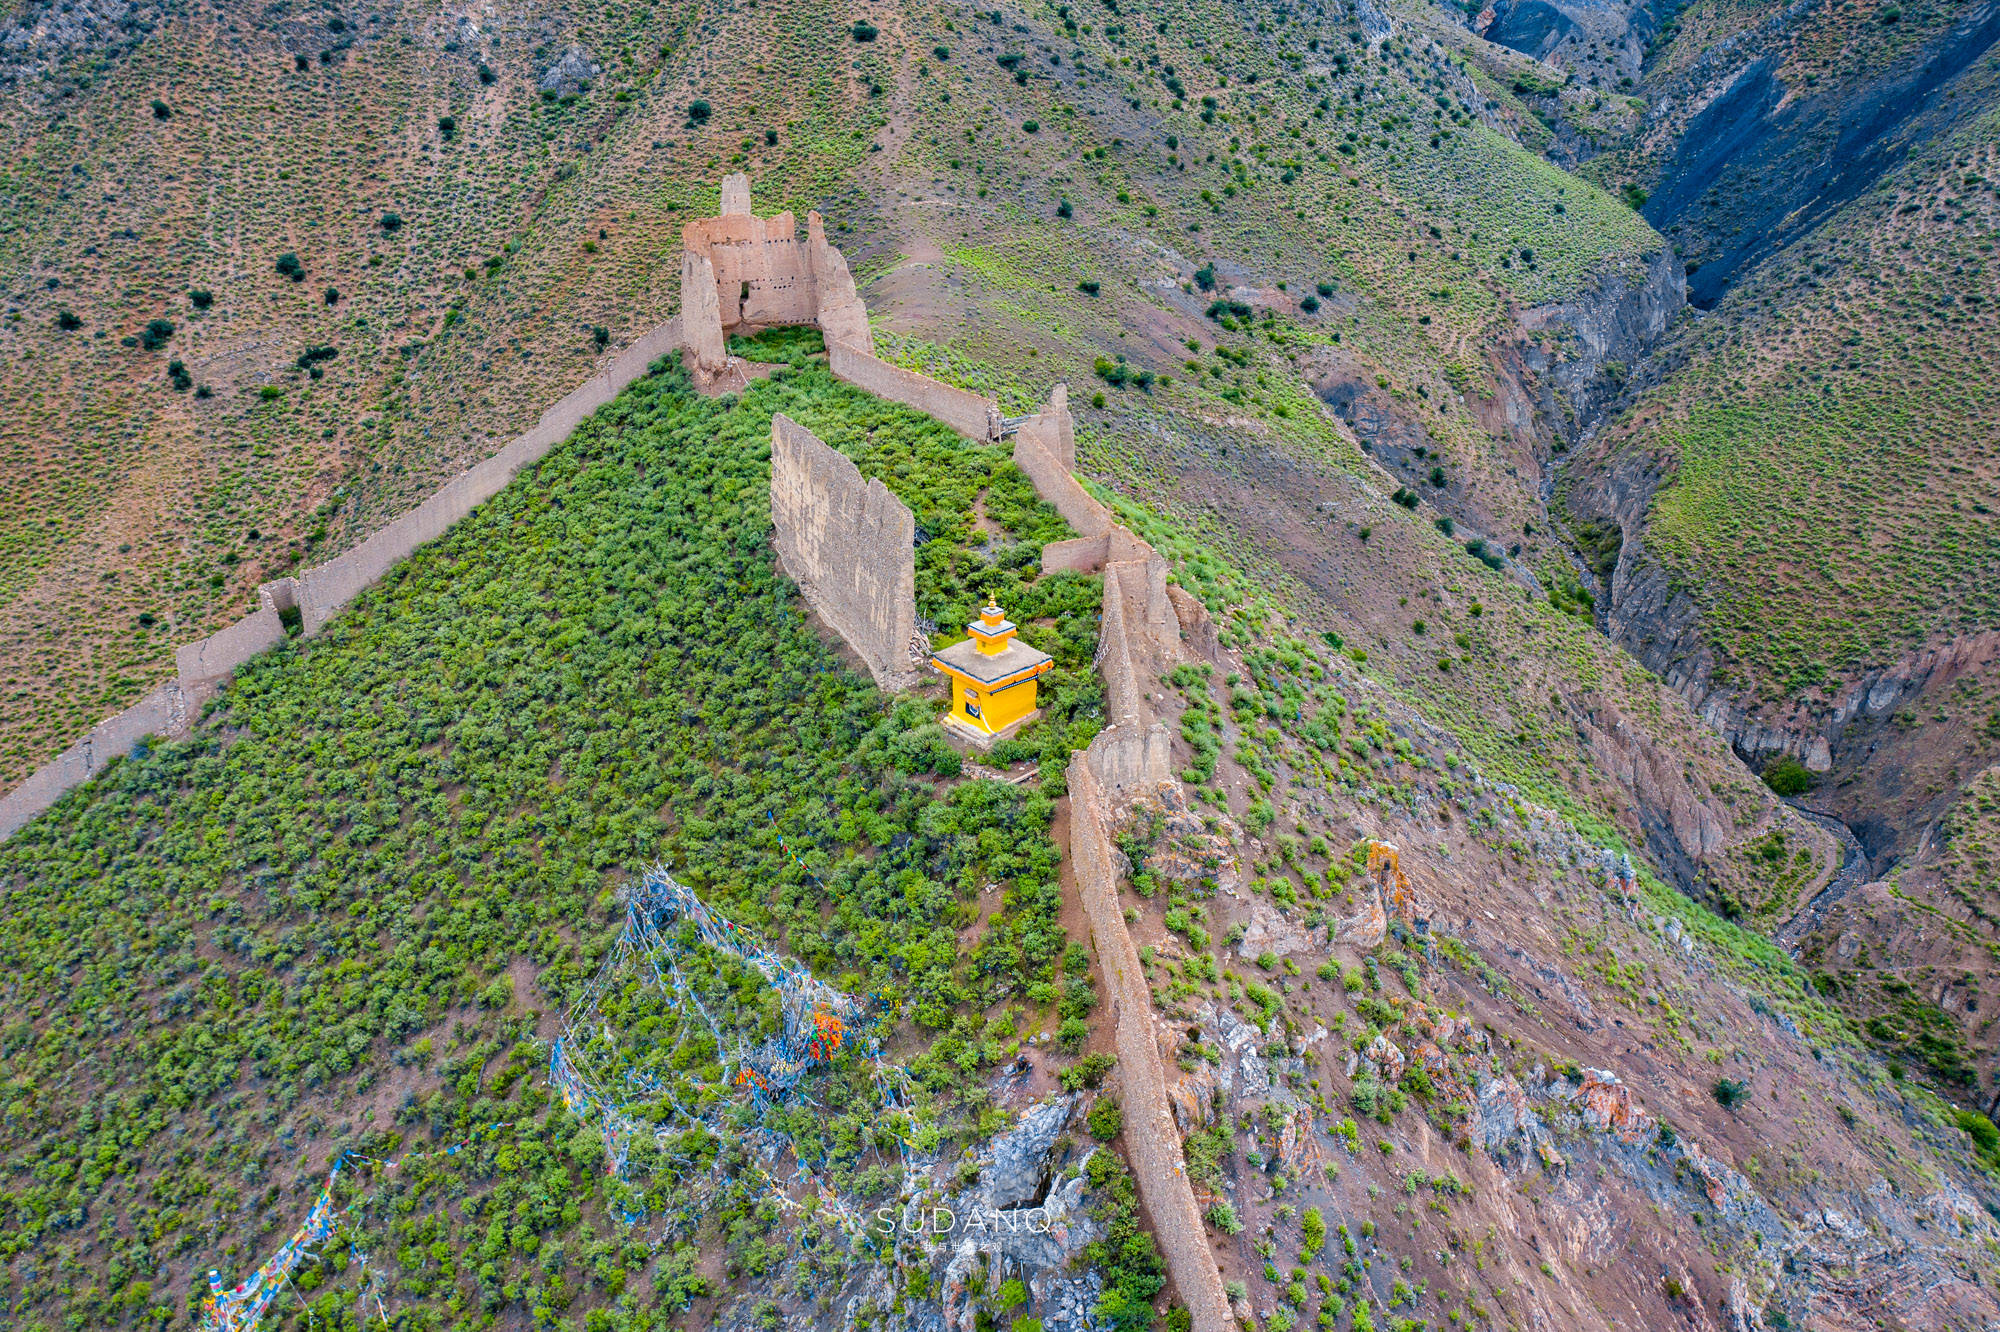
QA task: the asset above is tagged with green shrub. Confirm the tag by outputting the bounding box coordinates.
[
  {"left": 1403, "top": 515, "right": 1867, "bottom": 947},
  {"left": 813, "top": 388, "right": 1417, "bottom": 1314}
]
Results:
[
  {"left": 295, "top": 344, "right": 337, "bottom": 377},
  {"left": 888, "top": 724, "right": 964, "bottom": 778},
  {"left": 0, "top": 356, "right": 1097, "bottom": 1329},
  {"left": 137, "top": 318, "right": 175, "bottom": 350},
  {"left": 1208, "top": 1200, "right": 1244, "bottom": 1233},
  {"left": 1300, "top": 1206, "right": 1325, "bottom": 1258},
  {"left": 851, "top": 20, "right": 878, "bottom": 40},
  {"left": 1712, "top": 1078, "right": 1749, "bottom": 1109},
  {"left": 1955, "top": 1109, "right": 2000, "bottom": 1172},
  {"left": 1062, "top": 1052, "right": 1117, "bottom": 1091},
  {"left": 1087, "top": 1151, "right": 1166, "bottom": 1330},
  {"left": 275, "top": 251, "right": 305, "bottom": 281},
  {"left": 1763, "top": 758, "right": 1814, "bottom": 796}
]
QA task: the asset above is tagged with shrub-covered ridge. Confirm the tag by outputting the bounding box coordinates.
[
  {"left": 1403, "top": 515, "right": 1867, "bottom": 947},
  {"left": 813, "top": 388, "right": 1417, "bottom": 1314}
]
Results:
[{"left": 0, "top": 355, "right": 1105, "bottom": 1330}]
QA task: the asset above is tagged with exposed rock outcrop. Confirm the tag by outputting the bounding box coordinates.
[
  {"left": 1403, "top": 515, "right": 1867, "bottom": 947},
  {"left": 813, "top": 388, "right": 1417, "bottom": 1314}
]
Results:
[
  {"left": 1517, "top": 246, "right": 1685, "bottom": 443},
  {"left": 1567, "top": 429, "right": 2000, "bottom": 864},
  {"left": 983, "top": 1096, "right": 1075, "bottom": 1210},
  {"left": 0, "top": 0, "right": 163, "bottom": 85},
  {"left": 536, "top": 44, "right": 597, "bottom": 95}
]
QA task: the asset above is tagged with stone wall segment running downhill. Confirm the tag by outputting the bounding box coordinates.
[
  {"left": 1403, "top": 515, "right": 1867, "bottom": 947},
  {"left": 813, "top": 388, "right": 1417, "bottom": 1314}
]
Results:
[
  {"left": 1000, "top": 382, "right": 1231, "bottom": 1330},
  {"left": 0, "top": 315, "right": 685, "bottom": 843},
  {"left": 1067, "top": 747, "right": 1234, "bottom": 1332},
  {"left": 1, "top": 174, "right": 1241, "bottom": 1332}
]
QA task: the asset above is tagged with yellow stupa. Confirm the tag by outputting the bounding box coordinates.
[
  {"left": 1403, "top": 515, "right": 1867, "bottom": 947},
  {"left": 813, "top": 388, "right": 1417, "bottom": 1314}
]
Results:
[{"left": 931, "top": 600, "right": 1053, "bottom": 748}]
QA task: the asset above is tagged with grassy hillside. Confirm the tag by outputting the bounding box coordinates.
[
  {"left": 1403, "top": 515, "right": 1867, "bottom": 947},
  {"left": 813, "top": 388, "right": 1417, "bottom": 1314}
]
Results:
[
  {"left": 0, "top": 0, "right": 884, "bottom": 783},
  {"left": 1580, "top": 83, "right": 2000, "bottom": 700},
  {"left": 0, "top": 355, "right": 1116, "bottom": 1330},
  {"left": 23, "top": 1, "right": 2000, "bottom": 1323},
  {"left": 9, "top": 347, "right": 1996, "bottom": 1332},
  {"left": 0, "top": 0, "right": 1673, "bottom": 787}
]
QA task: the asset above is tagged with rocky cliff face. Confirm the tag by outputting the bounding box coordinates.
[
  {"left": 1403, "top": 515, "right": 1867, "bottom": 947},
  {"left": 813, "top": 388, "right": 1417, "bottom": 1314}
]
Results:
[
  {"left": 0, "top": 0, "right": 164, "bottom": 86},
  {"left": 1565, "top": 422, "right": 2000, "bottom": 867},
  {"left": 1640, "top": 0, "right": 2000, "bottom": 305},
  {"left": 1472, "top": 0, "right": 1653, "bottom": 85},
  {"left": 1537, "top": 0, "right": 2000, "bottom": 875},
  {"left": 1515, "top": 246, "right": 1685, "bottom": 445}
]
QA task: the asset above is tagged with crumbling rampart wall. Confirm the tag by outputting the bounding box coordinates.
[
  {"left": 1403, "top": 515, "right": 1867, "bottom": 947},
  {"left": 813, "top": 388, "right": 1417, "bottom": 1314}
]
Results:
[
  {"left": 679, "top": 174, "right": 876, "bottom": 375},
  {"left": 769, "top": 414, "right": 920, "bottom": 691},
  {"left": 680, "top": 251, "right": 727, "bottom": 371},
  {"left": 1000, "top": 383, "right": 1228, "bottom": 1328},
  {"left": 1011, "top": 413, "right": 1111, "bottom": 538},
  {"left": 1017, "top": 383, "right": 1076, "bottom": 468},
  {"left": 809, "top": 213, "right": 873, "bottom": 355},
  {"left": 827, "top": 340, "right": 1002, "bottom": 442},
  {"left": 1067, "top": 748, "right": 1233, "bottom": 1332},
  {"left": 298, "top": 315, "right": 684, "bottom": 635},
  {"left": 0, "top": 314, "right": 687, "bottom": 842}
]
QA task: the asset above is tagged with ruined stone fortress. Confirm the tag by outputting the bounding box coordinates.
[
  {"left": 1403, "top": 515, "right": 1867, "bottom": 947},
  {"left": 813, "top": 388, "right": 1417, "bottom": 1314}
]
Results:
[
  {"left": 0, "top": 173, "right": 1233, "bottom": 1332},
  {"left": 678, "top": 173, "right": 875, "bottom": 377}
]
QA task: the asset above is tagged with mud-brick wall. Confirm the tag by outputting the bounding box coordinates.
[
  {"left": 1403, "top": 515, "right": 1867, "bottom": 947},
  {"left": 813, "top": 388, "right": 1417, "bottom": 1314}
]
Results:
[
  {"left": 0, "top": 316, "right": 688, "bottom": 844},
  {"left": 1011, "top": 416, "right": 1110, "bottom": 539},
  {"left": 807, "top": 212, "right": 873, "bottom": 356},
  {"left": 1068, "top": 748, "right": 1234, "bottom": 1332},
  {"left": 827, "top": 341, "right": 1001, "bottom": 443},
  {"left": 298, "top": 316, "right": 685, "bottom": 636},
  {"left": 769, "top": 414, "right": 920, "bottom": 691}
]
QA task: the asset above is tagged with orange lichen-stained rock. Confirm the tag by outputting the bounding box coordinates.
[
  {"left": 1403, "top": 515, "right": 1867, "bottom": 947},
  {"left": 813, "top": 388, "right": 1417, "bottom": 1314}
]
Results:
[
  {"left": 1166, "top": 1064, "right": 1220, "bottom": 1136},
  {"left": 1576, "top": 1067, "right": 1653, "bottom": 1144},
  {"left": 1363, "top": 1033, "right": 1406, "bottom": 1082},
  {"left": 1275, "top": 1107, "right": 1327, "bottom": 1182}
]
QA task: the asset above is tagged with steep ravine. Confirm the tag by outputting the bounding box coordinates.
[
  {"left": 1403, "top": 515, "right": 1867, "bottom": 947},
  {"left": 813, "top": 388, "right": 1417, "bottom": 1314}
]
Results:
[
  {"left": 1643, "top": 0, "right": 2000, "bottom": 307},
  {"left": 1514, "top": 244, "right": 1685, "bottom": 447},
  {"left": 1519, "top": 0, "right": 2000, "bottom": 874}
]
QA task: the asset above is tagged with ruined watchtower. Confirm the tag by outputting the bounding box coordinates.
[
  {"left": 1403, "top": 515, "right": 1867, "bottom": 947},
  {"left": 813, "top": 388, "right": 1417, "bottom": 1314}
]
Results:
[{"left": 679, "top": 173, "right": 873, "bottom": 377}]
